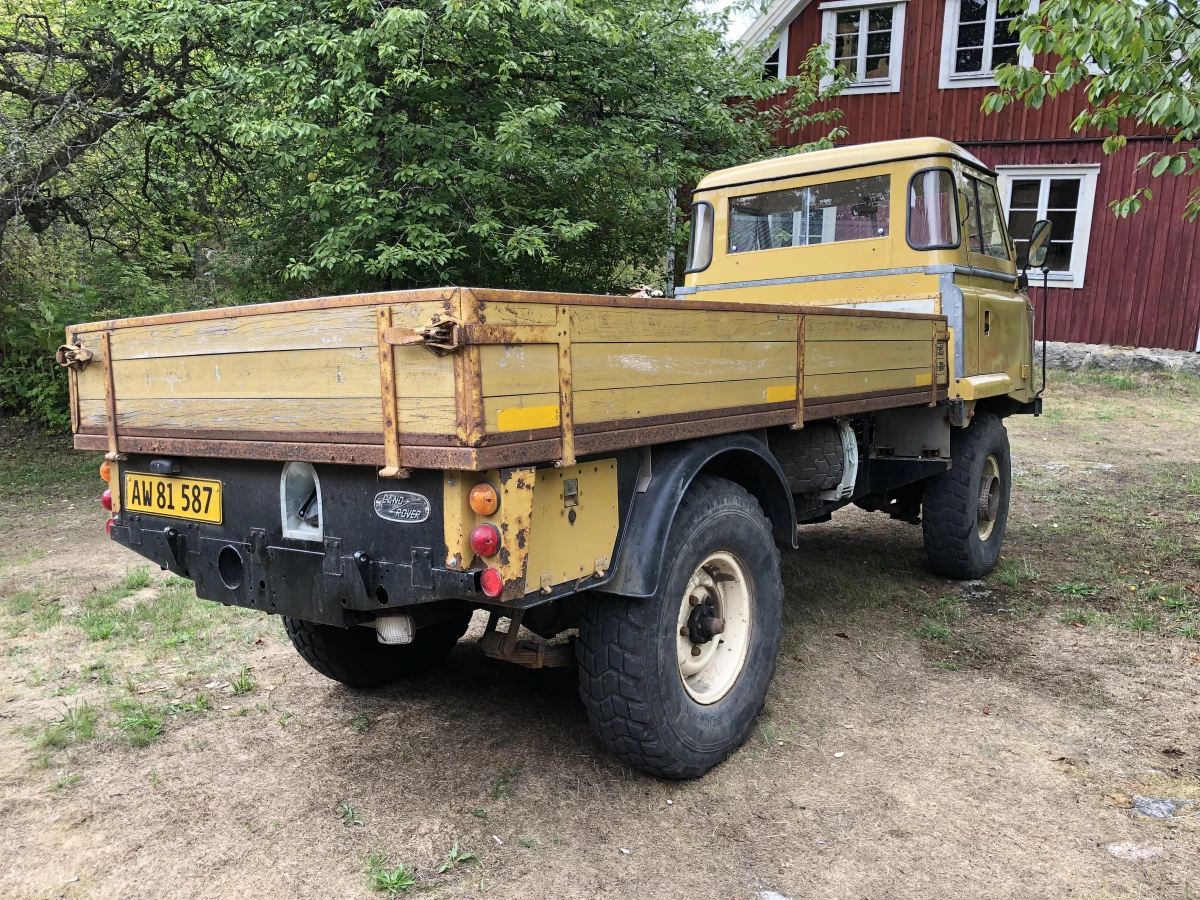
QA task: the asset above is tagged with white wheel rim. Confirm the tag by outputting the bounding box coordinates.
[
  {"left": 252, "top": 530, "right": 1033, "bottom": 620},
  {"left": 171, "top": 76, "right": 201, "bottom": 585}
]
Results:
[
  {"left": 977, "top": 454, "right": 1001, "bottom": 541},
  {"left": 676, "top": 551, "right": 752, "bottom": 705}
]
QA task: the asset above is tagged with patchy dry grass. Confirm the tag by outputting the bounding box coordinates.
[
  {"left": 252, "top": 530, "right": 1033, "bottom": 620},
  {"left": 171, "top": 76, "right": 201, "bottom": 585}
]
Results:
[{"left": 1, "top": 373, "right": 1198, "bottom": 900}]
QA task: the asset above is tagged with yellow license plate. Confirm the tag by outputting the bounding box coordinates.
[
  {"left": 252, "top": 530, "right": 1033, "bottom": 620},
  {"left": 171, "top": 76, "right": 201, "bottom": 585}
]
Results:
[{"left": 124, "top": 473, "right": 223, "bottom": 524}]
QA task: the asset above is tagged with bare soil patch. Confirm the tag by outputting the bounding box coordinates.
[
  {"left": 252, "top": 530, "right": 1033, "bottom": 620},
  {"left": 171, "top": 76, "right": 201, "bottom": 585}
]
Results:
[{"left": 2, "top": 372, "right": 1198, "bottom": 899}]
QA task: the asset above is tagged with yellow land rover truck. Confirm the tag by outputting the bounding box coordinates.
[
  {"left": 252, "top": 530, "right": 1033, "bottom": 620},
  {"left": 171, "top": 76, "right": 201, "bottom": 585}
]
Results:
[{"left": 60, "top": 138, "right": 1050, "bottom": 778}]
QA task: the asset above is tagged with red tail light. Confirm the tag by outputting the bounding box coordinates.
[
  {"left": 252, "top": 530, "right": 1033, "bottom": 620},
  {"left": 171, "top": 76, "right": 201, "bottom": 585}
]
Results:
[
  {"left": 105, "top": 518, "right": 114, "bottom": 539},
  {"left": 480, "top": 567, "right": 503, "bottom": 598},
  {"left": 470, "top": 524, "right": 500, "bottom": 557},
  {"left": 101, "top": 489, "right": 112, "bottom": 511}
]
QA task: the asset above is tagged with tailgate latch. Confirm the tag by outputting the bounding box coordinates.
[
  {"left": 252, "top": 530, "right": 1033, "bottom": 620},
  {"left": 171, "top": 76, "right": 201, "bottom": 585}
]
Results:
[
  {"left": 55, "top": 341, "right": 94, "bottom": 370},
  {"left": 383, "top": 317, "right": 462, "bottom": 356}
]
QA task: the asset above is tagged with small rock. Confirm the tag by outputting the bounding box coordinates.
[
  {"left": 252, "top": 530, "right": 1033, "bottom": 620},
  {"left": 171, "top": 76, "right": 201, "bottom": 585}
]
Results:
[
  {"left": 1107, "top": 842, "right": 1166, "bottom": 861},
  {"left": 759, "top": 892, "right": 794, "bottom": 900},
  {"left": 620, "top": 848, "right": 631, "bottom": 855},
  {"left": 833, "top": 752, "right": 844, "bottom": 758}
]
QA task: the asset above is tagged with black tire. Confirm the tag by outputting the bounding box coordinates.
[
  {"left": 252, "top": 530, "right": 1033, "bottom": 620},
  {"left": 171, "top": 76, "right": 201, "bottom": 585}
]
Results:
[
  {"left": 283, "top": 613, "right": 472, "bottom": 688},
  {"left": 576, "top": 475, "right": 784, "bottom": 779},
  {"left": 922, "top": 411, "right": 1012, "bottom": 579}
]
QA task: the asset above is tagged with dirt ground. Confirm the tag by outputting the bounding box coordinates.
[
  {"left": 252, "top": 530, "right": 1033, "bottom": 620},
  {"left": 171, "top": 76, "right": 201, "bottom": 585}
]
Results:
[{"left": 2, "top": 370, "right": 1198, "bottom": 900}]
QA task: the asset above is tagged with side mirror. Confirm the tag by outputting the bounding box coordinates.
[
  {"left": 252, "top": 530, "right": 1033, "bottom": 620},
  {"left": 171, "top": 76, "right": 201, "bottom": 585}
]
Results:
[{"left": 1027, "top": 219, "right": 1052, "bottom": 269}]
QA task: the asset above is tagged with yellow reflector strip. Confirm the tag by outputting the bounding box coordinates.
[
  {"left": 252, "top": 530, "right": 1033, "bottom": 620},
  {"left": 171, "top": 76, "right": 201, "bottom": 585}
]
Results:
[
  {"left": 765, "top": 384, "right": 797, "bottom": 403},
  {"left": 497, "top": 404, "right": 560, "bottom": 432}
]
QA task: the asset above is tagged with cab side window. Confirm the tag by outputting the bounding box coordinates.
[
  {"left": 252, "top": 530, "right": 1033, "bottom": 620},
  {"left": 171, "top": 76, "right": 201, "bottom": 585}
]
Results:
[{"left": 963, "top": 174, "right": 1012, "bottom": 261}]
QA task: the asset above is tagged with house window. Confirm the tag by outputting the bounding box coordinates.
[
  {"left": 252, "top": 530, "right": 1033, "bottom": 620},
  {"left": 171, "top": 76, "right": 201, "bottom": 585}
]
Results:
[
  {"left": 996, "top": 164, "right": 1101, "bottom": 288},
  {"left": 938, "top": 0, "right": 1032, "bottom": 89},
  {"left": 763, "top": 46, "right": 782, "bottom": 80},
  {"left": 728, "top": 174, "right": 891, "bottom": 254},
  {"left": 819, "top": 0, "right": 907, "bottom": 94},
  {"left": 762, "top": 30, "right": 789, "bottom": 81}
]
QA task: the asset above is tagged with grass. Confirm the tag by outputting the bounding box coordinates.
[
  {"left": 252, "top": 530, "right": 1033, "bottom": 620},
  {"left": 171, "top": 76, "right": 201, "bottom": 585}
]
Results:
[
  {"left": 992, "top": 557, "right": 1037, "bottom": 587},
  {"left": 0, "top": 418, "right": 104, "bottom": 503},
  {"left": 1052, "top": 582, "right": 1100, "bottom": 598},
  {"left": 229, "top": 666, "right": 255, "bottom": 695},
  {"left": 917, "top": 621, "right": 952, "bottom": 642},
  {"left": 1062, "top": 607, "right": 1104, "bottom": 627},
  {"left": 367, "top": 854, "right": 416, "bottom": 896},
  {"left": 36, "top": 703, "right": 99, "bottom": 749},
  {"left": 338, "top": 802, "right": 364, "bottom": 827},
  {"left": 439, "top": 842, "right": 478, "bottom": 873},
  {"left": 112, "top": 700, "right": 164, "bottom": 748}
]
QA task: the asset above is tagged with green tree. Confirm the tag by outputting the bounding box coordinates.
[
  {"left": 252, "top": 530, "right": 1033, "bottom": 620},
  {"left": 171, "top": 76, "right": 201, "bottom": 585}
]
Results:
[{"left": 984, "top": 0, "right": 1200, "bottom": 219}]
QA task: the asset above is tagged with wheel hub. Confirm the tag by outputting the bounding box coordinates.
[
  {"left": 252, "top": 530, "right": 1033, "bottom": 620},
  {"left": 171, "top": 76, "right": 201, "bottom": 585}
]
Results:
[
  {"left": 676, "top": 551, "right": 752, "bottom": 705},
  {"left": 976, "top": 454, "right": 1001, "bottom": 541}
]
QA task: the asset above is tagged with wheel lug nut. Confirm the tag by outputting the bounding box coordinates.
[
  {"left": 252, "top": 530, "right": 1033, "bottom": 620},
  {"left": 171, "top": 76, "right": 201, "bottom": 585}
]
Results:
[
  {"left": 710, "top": 618, "right": 725, "bottom": 636},
  {"left": 690, "top": 645, "right": 702, "bottom": 657},
  {"left": 679, "top": 626, "right": 690, "bottom": 638}
]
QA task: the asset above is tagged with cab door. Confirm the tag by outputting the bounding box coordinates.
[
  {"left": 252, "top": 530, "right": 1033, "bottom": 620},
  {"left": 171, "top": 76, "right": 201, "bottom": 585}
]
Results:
[{"left": 962, "top": 173, "right": 1027, "bottom": 381}]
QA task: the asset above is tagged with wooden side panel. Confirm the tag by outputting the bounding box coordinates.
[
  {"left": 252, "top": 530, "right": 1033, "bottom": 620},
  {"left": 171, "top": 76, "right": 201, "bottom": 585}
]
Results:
[{"left": 568, "top": 307, "right": 796, "bottom": 342}]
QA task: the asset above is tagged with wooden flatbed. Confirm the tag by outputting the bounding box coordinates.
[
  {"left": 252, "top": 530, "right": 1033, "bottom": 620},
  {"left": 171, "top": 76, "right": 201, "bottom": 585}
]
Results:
[{"left": 68, "top": 286, "right": 949, "bottom": 470}]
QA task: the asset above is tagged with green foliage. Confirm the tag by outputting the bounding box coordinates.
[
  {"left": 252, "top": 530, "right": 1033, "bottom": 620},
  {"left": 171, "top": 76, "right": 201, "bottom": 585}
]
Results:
[
  {"left": 367, "top": 854, "right": 416, "bottom": 896},
  {"left": 986, "top": 0, "right": 1200, "bottom": 219},
  {"left": 1, "top": 0, "right": 844, "bottom": 428}
]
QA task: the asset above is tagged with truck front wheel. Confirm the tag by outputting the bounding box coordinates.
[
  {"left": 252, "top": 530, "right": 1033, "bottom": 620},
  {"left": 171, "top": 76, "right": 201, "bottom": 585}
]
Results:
[
  {"left": 922, "top": 411, "right": 1012, "bottom": 579},
  {"left": 576, "top": 475, "right": 783, "bottom": 778},
  {"left": 283, "top": 614, "right": 472, "bottom": 689}
]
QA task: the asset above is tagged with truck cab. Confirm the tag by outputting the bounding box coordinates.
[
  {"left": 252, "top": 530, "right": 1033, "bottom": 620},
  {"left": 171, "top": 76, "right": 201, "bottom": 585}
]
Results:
[{"left": 681, "top": 137, "right": 1036, "bottom": 414}]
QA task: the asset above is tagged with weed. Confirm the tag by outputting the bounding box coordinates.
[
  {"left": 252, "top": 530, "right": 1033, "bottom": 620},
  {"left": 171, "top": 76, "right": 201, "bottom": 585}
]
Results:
[
  {"left": 490, "top": 769, "right": 518, "bottom": 799},
  {"left": 125, "top": 567, "right": 152, "bottom": 590},
  {"left": 148, "top": 769, "right": 160, "bottom": 788},
  {"left": 166, "top": 694, "right": 211, "bottom": 716},
  {"left": 1052, "top": 582, "right": 1100, "bottom": 598},
  {"left": 36, "top": 703, "right": 98, "bottom": 749},
  {"left": 78, "top": 609, "right": 122, "bottom": 641},
  {"left": 917, "top": 621, "right": 952, "bottom": 641},
  {"left": 367, "top": 854, "right": 416, "bottom": 896},
  {"left": 351, "top": 713, "right": 371, "bottom": 735},
  {"left": 1126, "top": 613, "right": 1160, "bottom": 633},
  {"left": 51, "top": 772, "right": 81, "bottom": 791},
  {"left": 32, "top": 599, "right": 62, "bottom": 631},
  {"left": 519, "top": 837, "right": 538, "bottom": 849},
  {"left": 338, "top": 802, "right": 364, "bottom": 827},
  {"left": 933, "top": 661, "right": 958, "bottom": 671},
  {"left": 229, "top": 666, "right": 255, "bottom": 695},
  {"left": 992, "top": 557, "right": 1037, "bottom": 587},
  {"left": 1175, "top": 623, "right": 1199, "bottom": 639},
  {"left": 760, "top": 725, "right": 778, "bottom": 745},
  {"left": 438, "top": 842, "right": 479, "bottom": 873},
  {"left": 468, "top": 808, "right": 487, "bottom": 819},
  {"left": 113, "top": 700, "right": 164, "bottom": 747},
  {"left": 1062, "top": 607, "right": 1104, "bottom": 627}
]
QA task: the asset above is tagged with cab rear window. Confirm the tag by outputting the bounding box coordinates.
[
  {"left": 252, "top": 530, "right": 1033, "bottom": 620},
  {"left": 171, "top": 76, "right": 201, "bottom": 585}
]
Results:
[{"left": 728, "top": 174, "right": 890, "bottom": 254}]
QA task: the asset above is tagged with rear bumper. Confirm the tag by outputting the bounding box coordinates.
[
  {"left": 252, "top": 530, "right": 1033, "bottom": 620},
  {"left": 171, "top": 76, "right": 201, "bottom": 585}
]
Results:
[{"left": 109, "top": 456, "right": 480, "bottom": 626}]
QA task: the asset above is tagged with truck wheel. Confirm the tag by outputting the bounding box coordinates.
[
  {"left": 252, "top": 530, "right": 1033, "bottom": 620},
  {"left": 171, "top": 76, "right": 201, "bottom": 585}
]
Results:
[
  {"left": 922, "top": 411, "right": 1011, "bottom": 579},
  {"left": 283, "top": 613, "right": 472, "bottom": 689},
  {"left": 576, "top": 475, "right": 783, "bottom": 778}
]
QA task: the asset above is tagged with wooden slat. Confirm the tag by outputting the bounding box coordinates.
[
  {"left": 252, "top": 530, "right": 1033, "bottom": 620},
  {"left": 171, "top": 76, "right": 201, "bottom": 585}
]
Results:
[
  {"left": 483, "top": 376, "right": 798, "bottom": 430},
  {"left": 479, "top": 341, "right": 797, "bottom": 397},
  {"left": 805, "top": 316, "right": 933, "bottom": 342},
  {"left": 804, "top": 340, "right": 932, "bottom": 375},
  {"left": 568, "top": 307, "right": 796, "bottom": 343},
  {"left": 79, "top": 397, "right": 455, "bottom": 433},
  {"left": 804, "top": 367, "right": 934, "bottom": 399},
  {"left": 76, "top": 347, "right": 454, "bottom": 401}
]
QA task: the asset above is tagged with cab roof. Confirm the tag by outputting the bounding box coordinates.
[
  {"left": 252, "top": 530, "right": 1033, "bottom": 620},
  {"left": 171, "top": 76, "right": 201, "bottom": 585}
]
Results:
[{"left": 695, "top": 138, "right": 992, "bottom": 192}]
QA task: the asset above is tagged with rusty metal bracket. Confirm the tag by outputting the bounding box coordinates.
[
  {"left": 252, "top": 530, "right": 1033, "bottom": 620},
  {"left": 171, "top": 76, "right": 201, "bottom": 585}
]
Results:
[
  {"left": 792, "top": 314, "right": 805, "bottom": 429},
  {"left": 382, "top": 317, "right": 463, "bottom": 356},
  {"left": 55, "top": 341, "right": 94, "bottom": 371},
  {"left": 376, "top": 307, "right": 411, "bottom": 479}
]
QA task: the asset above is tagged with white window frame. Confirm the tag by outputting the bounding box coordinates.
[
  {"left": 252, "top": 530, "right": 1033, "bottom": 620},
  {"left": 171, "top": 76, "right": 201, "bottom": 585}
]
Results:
[
  {"left": 819, "top": 0, "right": 906, "bottom": 95},
  {"left": 938, "top": 0, "right": 1034, "bottom": 89},
  {"left": 995, "top": 164, "right": 1100, "bottom": 290},
  {"left": 763, "top": 26, "right": 790, "bottom": 81}
]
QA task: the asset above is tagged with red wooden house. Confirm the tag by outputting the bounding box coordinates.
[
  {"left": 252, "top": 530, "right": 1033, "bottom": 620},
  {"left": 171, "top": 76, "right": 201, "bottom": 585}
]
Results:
[{"left": 740, "top": 0, "right": 1200, "bottom": 352}]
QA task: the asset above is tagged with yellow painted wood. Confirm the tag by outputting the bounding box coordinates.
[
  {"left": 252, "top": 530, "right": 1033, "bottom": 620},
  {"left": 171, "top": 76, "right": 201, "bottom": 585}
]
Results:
[
  {"left": 79, "top": 395, "right": 455, "bottom": 434},
  {"left": 804, "top": 367, "right": 936, "bottom": 399},
  {"left": 567, "top": 307, "right": 797, "bottom": 343},
  {"left": 524, "top": 460, "right": 620, "bottom": 589},
  {"left": 805, "top": 340, "right": 932, "bottom": 375},
  {"left": 76, "top": 347, "right": 453, "bottom": 401},
  {"left": 475, "top": 301, "right": 558, "bottom": 326},
  {"left": 497, "top": 404, "right": 560, "bottom": 432},
  {"left": 483, "top": 376, "right": 797, "bottom": 430},
  {"left": 480, "top": 341, "right": 797, "bottom": 398},
  {"left": 805, "top": 316, "right": 934, "bottom": 342}
]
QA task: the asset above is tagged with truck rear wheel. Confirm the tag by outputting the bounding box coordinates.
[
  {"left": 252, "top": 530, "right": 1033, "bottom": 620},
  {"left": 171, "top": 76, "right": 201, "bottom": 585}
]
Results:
[
  {"left": 922, "top": 411, "right": 1012, "bottom": 579},
  {"left": 283, "top": 613, "right": 472, "bottom": 688},
  {"left": 576, "top": 476, "right": 783, "bottom": 778}
]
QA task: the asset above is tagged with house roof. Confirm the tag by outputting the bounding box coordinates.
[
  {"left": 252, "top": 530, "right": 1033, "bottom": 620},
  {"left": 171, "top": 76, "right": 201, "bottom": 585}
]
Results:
[
  {"left": 735, "top": 0, "right": 812, "bottom": 55},
  {"left": 694, "top": 138, "right": 992, "bottom": 192}
]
